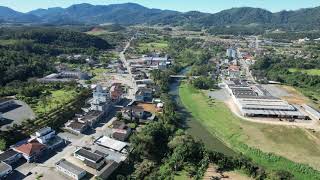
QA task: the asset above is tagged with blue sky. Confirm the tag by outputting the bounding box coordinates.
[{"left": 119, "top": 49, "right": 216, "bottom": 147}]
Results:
[{"left": 1, "top": 0, "right": 320, "bottom": 13}]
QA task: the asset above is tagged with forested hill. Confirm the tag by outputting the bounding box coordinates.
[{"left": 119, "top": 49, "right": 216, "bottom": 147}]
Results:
[
  {"left": 1, "top": 3, "right": 320, "bottom": 30},
  {"left": 0, "top": 28, "right": 111, "bottom": 86}
]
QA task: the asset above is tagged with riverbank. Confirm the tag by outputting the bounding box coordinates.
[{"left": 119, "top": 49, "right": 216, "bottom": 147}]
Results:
[{"left": 179, "top": 83, "right": 320, "bottom": 179}]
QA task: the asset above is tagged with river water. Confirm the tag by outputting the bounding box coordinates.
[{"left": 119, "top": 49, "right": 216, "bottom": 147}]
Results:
[{"left": 169, "top": 68, "right": 236, "bottom": 156}]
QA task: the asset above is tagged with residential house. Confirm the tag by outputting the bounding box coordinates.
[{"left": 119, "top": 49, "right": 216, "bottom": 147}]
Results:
[
  {"left": 135, "top": 88, "right": 153, "bottom": 102},
  {"left": 56, "top": 159, "right": 86, "bottom": 180},
  {"left": 13, "top": 140, "right": 46, "bottom": 162},
  {"left": 111, "top": 121, "right": 132, "bottom": 141},
  {"left": 110, "top": 84, "right": 123, "bottom": 103}
]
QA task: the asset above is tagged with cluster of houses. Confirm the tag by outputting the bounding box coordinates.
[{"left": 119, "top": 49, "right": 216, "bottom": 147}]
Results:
[
  {"left": 0, "top": 127, "right": 64, "bottom": 178},
  {"left": 65, "top": 84, "right": 120, "bottom": 134},
  {"left": 55, "top": 135, "right": 129, "bottom": 180}
]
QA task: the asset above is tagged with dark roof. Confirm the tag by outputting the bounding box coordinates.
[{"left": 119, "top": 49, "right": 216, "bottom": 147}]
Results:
[
  {"left": 0, "top": 149, "right": 19, "bottom": 161},
  {"left": 97, "top": 161, "right": 119, "bottom": 179},
  {"left": 111, "top": 121, "right": 126, "bottom": 129},
  {"left": 75, "top": 148, "right": 104, "bottom": 163},
  {"left": 0, "top": 98, "right": 13, "bottom": 104},
  {"left": 67, "top": 121, "right": 87, "bottom": 130},
  {"left": 112, "top": 132, "right": 128, "bottom": 142}
]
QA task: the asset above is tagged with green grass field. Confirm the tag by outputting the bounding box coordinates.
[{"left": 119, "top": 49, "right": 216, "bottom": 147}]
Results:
[
  {"left": 34, "top": 89, "right": 77, "bottom": 114},
  {"left": 179, "top": 83, "right": 320, "bottom": 179},
  {"left": 289, "top": 68, "right": 320, "bottom": 76},
  {"left": 137, "top": 41, "right": 168, "bottom": 52}
]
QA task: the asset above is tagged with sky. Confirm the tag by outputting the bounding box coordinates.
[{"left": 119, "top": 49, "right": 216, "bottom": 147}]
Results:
[{"left": 1, "top": 0, "right": 320, "bottom": 13}]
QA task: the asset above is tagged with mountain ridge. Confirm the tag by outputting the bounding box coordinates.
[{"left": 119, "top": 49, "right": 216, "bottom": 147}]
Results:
[{"left": 0, "top": 3, "right": 320, "bottom": 30}]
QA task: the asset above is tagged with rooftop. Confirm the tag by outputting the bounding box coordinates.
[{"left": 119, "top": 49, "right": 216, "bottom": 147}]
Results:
[
  {"left": 95, "top": 136, "right": 128, "bottom": 152},
  {"left": 0, "top": 162, "right": 11, "bottom": 173},
  {"left": 56, "top": 159, "right": 86, "bottom": 175},
  {"left": 75, "top": 148, "right": 104, "bottom": 163},
  {"left": 0, "top": 149, "right": 19, "bottom": 161},
  {"left": 14, "top": 140, "right": 46, "bottom": 156}
]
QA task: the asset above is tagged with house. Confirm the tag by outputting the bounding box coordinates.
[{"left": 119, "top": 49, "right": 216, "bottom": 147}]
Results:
[
  {"left": 89, "top": 85, "right": 111, "bottom": 112},
  {"left": 0, "top": 162, "right": 12, "bottom": 179},
  {"left": 13, "top": 140, "right": 46, "bottom": 162},
  {"left": 74, "top": 148, "right": 106, "bottom": 170},
  {"left": 122, "top": 106, "right": 145, "bottom": 121},
  {"left": 30, "top": 127, "right": 56, "bottom": 144},
  {"left": 0, "top": 149, "right": 22, "bottom": 165},
  {"left": 111, "top": 121, "right": 132, "bottom": 141},
  {"left": 29, "top": 127, "right": 64, "bottom": 150},
  {"left": 65, "top": 120, "right": 89, "bottom": 134},
  {"left": 110, "top": 84, "right": 123, "bottom": 103},
  {"left": 56, "top": 159, "right": 86, "bottom": 180},
  {"left": 135, "top": 88, "right": 153, "bottom": 102}
]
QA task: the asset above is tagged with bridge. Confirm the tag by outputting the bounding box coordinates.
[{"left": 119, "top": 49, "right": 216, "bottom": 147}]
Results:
[{"left": 170, "top": 75, "right": 187, "bottom": 78}]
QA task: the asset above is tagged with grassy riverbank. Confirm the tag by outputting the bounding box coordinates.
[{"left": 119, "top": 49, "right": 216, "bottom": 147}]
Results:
[{"left": 179, "top": 83, "right": 320, "bottom": 179}]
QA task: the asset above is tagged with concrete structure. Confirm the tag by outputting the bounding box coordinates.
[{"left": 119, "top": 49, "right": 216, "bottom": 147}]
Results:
[
  {"left": 38, "top": 71, "right": 90, "bottom": 83},
  {"left": 56, "top": 159, "right": 86, "bottom": 180},
  {"left": 226, "top": 79, "right": 308, "bottom": 120},
  {"left": 303, "top": 104, "right": 320, "bottom": 120},
  {"left": 74, "top": 148, "right": 106, "bottom": 170},
  {"left": 0, "top": 162, "right": 12, "bottom": 179},
  {"left": 31, "top": 127, "right": 56, "bottom": 144},
  {"left": 226, "top": 48, "right": 237, "bottom": 59},
  {"left": 89, "top": 85, "right": 111, "bottom": 112},
  {"left": 95, "top": 136, "right": 128, "bottom": 152}
]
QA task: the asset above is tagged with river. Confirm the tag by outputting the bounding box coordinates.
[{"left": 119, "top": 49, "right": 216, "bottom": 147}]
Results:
[{"left": 169, "top": 68, "right": 236, "bottom": 156}]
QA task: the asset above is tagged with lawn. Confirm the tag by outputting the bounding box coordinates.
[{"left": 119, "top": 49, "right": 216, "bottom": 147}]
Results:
[
  {"left": 289, "top": 68, "right": 320, "bottom": 76},
  {"left": 34, "top": 89, "right": 77, "bottom": 114},
  {"left": 179, "top": 83, "right": 320, "bottom": 179}
]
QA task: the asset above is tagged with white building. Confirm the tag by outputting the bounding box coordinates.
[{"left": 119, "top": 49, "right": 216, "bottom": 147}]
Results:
[
  {"left": 226, "top": 48, "right": 237, "bottom": 59},
  {"left": 56, "top": 159, "right": 86, "bottom": 180},
  {"left": 31, "top": 127, "right": 56, "bottom": 144},
  {"left": 90, "top": 85, "right": 111, "bottom": 112}
]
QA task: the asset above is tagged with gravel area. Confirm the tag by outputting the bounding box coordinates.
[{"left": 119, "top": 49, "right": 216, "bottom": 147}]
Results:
[{"left": 262, "top": 85, "right": 290, "bottom": 98}]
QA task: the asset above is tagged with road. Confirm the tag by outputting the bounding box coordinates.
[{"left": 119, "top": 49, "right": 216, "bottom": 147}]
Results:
[{"left": 119, "top": 37, "right": 137, "bottom": 100}]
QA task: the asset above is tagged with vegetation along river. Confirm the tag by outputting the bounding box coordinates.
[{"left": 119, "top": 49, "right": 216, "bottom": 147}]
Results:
[{"left": 169, "top": 68, "right": 236, "bottom": 156}]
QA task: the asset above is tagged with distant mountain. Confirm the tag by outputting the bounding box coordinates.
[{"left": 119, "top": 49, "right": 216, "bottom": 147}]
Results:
[
  {"left": 28, "top": 3, "right": 180, "bottom": 25},
  {"left": 0, "top": 6, "right": 39, "bottom": 23},
  {"left": 0, "top": 3, "right": 320, "bottom": 30}
]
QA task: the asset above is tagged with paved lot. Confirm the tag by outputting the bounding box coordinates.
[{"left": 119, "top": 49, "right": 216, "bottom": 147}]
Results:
[
  {"left": 208, "top": 89, "right": 230, "bottom": 101},
  {"left": 262, "top": 84, "right": 291, "bottom": 98},
  {"left": 1, "top": 100, "right": 35, "bottom": 130}
]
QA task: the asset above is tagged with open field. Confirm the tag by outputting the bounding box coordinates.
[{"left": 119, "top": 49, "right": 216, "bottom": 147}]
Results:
[
  {"left": 34, "top": 89, "right": 77, "bottom": 114},
  {"left": 289, "top": 68, "right": 320, "bottom": 76},
  {"left": 179, "top": 83, "right": 320, "bottom": 179},
  {"left": 137, "top": 41, "right": 168, "bottom": 52}
]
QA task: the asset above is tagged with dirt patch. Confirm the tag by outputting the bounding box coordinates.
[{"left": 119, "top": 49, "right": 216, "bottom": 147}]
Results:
[
  {"left": 203, "top": 164, "right": 252, "bottom": 180},
  {"left": 136, "top": 103, "right": 160, "bottom": 113},
  {"left": 277, "top": 85, "right": 310, "bottom": 105}
]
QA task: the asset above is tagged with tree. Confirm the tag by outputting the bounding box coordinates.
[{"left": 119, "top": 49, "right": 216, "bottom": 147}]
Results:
[{"left": 0, "top": 138, "right": 6, "bottom": 151}]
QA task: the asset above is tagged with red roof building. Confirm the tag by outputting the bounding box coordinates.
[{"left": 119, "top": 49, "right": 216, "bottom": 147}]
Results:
[{"left": 13, "top": 140, "right": 46, "bottom": 162}]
